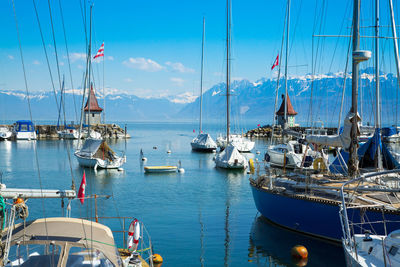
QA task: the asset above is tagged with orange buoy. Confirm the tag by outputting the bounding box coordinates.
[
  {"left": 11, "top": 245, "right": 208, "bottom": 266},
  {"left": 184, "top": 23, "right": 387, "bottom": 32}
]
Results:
[
  {"left": 153, "top": 254, "right": 163, "bottom": 264},
  {"left": 291, "top": 245, "right": 308, "bottom": 259}
]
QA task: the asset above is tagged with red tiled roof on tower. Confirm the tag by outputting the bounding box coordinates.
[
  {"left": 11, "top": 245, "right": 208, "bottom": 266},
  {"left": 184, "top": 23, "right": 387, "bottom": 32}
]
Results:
[
  {"left": 84, "top": 85, "right": 103, "bottom": 112},
  {"left": 276, "top": 94, "right": 297, "bottom": 116}
]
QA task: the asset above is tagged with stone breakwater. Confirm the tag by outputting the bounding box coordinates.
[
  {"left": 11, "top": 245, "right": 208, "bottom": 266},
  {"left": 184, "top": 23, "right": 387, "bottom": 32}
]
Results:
[
  {"left": 0, "top": 124, "right": 130, "bottom": 140},
  {"left": 244, "top": 126, "right": 338, "bottom": 138}
]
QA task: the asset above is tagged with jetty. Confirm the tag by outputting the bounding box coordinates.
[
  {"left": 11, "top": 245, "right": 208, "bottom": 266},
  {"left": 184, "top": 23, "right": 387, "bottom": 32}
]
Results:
[
  {"left": 245, "top": 125, "right": 338, "bottom": 138},
  {"left": 0, "top": 124, "right": 130, "bottom": 140}
]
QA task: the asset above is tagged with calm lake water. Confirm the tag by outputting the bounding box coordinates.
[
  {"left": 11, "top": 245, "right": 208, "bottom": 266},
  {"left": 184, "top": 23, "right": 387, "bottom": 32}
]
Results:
[{"left": 0, "top": 122, "right": 346, "bottom": 266}]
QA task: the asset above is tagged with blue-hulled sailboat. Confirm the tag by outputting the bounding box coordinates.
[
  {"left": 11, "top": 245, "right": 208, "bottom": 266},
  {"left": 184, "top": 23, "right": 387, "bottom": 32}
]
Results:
[{"left": 250, "top": 0, "right": 400, "bottom": 242}]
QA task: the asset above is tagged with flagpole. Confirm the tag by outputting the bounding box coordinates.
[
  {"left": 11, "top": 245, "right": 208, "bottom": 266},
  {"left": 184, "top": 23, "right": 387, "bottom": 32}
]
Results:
[{"left": 103, "top": 43, "right": 105, "bottom": 124}]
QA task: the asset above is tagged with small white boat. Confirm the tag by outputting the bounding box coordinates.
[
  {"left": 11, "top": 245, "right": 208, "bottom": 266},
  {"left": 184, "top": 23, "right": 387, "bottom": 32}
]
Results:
[
  {"left": 57, "top": 127, "right": 79, "bottom": 139},
  {"left": 144, "top": 166, "right": 178, "bottom": 173},
  {"left": 74, "top": 138, "right": 126, "bottom": 169},
  {"left": 266, "top": 140, "right": 309, "bottom": 168},
  {"left": 0, "top": 127, "right": 12, "bottom": 140},
  {"left": 215, "top": 143, "right": 248, "bottom": 169},
  {"left": 191, "top": 133, "right": 217, "bottom": 152},
  {"left": 217, "top": 134, "right": 255, "bottom": 152},
  {"left": 13, "top": 120, "right": 37, "bottom": 140}
]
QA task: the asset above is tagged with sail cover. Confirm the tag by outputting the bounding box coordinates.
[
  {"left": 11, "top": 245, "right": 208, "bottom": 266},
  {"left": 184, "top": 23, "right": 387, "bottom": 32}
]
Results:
[
  {"left": 215, "top": 143, "right": 247, "bottom": 166},
  {"left": 306, "top": 112, "right": 358, "bottom": 149},
  {"left": 329, "top": 128, "right": 400, "bottom": 174},
  {"left": 192, "top": 133, "right": 217, "bottom": 148},
  {"left": 79, "top": 138, "right": 103, "bottom": 157}
]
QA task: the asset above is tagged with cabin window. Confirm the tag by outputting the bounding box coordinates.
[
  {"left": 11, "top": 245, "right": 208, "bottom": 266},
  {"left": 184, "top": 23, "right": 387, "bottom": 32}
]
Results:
[
  {"left": 20, "top": 124, "right": 28, "bottom": 132},
  {"left": 7, "top": 243, "right": 61, "bottom": 266},
  {"left": 66, "top": 247, "right": 115, "bottom": 267}
]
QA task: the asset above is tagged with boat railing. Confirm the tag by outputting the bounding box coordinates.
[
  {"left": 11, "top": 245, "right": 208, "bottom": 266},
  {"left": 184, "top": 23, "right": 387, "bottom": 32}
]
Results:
[
  {"left": 82, "top": 216, "right": 154, "bottom": 266},
  {"left": 339, "top": 169, "right": 400, "bottom": 248}
]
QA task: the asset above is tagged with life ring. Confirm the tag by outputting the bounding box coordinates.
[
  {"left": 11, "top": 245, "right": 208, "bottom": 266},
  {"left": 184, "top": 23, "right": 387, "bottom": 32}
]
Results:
[
  {"left": 313, "top": 158, "right": 327, "bottom": 171},
  {"left": 127, "top": 219, "right": 140, "bottom": 251}
]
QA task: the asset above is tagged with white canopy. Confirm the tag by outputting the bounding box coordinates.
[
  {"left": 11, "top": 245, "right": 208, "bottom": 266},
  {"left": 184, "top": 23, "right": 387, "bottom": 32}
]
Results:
[
  {"left": 192, "top": 133, "right": 217, "bottom": 148},
  {"left": 306, "top": 111, "right": 359, "bottom": 149},
  {"left": 215, "top": 143, "right": 248, "bottom": 169}
]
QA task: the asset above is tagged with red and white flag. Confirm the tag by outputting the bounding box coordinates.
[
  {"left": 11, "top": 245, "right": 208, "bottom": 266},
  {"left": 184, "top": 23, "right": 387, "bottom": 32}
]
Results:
[
  {"left": 93, "top": 42, "right": 104, "bottom": 59},
  {"left": 271, "top": 54, "right": 279, "bottom": 70},
  {"left": 78, "top": 171, "right": 86, "bottom": 204}
]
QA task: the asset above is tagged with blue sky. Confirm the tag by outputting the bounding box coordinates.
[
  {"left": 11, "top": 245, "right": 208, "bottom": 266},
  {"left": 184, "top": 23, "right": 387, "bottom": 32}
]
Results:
[{"left": 0, "top": 0, "right": 399, "bottom": 99}]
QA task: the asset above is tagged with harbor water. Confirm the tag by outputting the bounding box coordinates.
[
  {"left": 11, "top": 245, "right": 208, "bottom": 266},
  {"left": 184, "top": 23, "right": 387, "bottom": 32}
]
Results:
[{"left": 0, "top": 122, "right": 346, "bottom": 266}]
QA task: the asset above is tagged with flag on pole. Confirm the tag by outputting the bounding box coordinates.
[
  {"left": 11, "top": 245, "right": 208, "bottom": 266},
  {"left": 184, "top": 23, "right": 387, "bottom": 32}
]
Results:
[
  {"left": 93, "top": 42, "right": 104, "bottom": 59},
  {"left": 78, "top": 171, "right": 86, "bottom": 204},
  {"left": 271, "top": 54, "right": 279, "bottom": 70}
]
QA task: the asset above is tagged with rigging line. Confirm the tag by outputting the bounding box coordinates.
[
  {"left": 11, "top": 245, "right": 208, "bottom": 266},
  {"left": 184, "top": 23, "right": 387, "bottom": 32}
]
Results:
[
  {"left": 80, "top": 0, "right": 88, "bottom": 54},
  {"left": 58, "top": 0, "right": 79, "bottom": 123},
  {"left": 31, "top": 0, "right": 60, "bottom": 119},
  {"left": 11, "top": 0, "right": 49, "bottom": 238},
  {"left": 47, "top": 0, "right": 64, "bottom": 94},
  {"left": 271, "top": 0, "right": 288, "bottom": 144}
]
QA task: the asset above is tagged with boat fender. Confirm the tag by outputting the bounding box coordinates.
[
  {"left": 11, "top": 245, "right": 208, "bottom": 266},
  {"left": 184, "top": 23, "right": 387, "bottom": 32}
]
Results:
[
  {"left": 127, "top": 219, "right": 140, "bottom": 251},
  {"left": 249, "top": 158, "right": 255, "bottom": 174},
  {"left": 312, "top": 158, "right": 326, "bottom": 171},
  {"left": 264, "top": 153, "right": 270, "bottom": 162},
  {"left": 153, "top": 254, "right": 163, "bottom": 264},
  {"left": 178, "top": 168, "right": 185, "bottom": 173}
]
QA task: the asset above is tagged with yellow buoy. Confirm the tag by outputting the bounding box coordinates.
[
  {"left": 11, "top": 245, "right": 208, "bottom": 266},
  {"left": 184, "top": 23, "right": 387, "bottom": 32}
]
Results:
[
  {"left": 291, "top": 245, "right": 308, "bottom": 259},
  {"left": 153, "top": 254, "right": 163, "bottom": 264}
]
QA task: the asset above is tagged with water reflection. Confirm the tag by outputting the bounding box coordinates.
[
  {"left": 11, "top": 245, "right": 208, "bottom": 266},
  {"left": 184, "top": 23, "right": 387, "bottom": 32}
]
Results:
[{"left": 249, "top": 216, "right": 345, "bottom": 267}]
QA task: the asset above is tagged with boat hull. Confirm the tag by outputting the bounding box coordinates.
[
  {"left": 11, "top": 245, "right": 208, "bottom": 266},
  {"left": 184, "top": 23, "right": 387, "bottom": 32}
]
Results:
[
  {"left": 190, "top": 142, "right": 216, "bottom": 152},
  {"left": 144, "top": 166, "right": 177, "bottom": 173},
  {"left": 250, "top": 184, "right": 400, "bottom": 242},
  {"left": 74, "top": 152, "right": 125, "bottom": 169},
  {"left": 15, "top": 132, "right": 37, "bottom": 140}
]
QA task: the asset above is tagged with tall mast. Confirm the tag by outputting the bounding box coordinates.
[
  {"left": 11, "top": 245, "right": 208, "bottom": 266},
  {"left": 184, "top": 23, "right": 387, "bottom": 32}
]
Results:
[
  {"left": 87, "top": 5, "right": 92, "bottom": 131},
  {"left": 199, "top": 17, "right": 205, "bottom": 134},
  {"left": 375, "top": 0, "right": 382, "bottom": 170},
  {"left": 349, "top": 0, "right": 371, "bottom": 177},
  {"left": 389, "top": 0, "right": 400, "bottom": 128},
  {"left": 226, "top": 0, "right": 231, "bottom": 143},
  {"left": 283, "top": 0, "right": 291, "bottom": 130}
]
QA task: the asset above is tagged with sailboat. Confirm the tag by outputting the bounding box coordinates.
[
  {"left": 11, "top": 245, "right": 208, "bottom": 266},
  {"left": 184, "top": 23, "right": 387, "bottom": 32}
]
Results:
[
  {"left": 191, "top": 17, "right": 217, "bottom": 153},
  {"left": 250, "top": 0, "right": 400, "bottom": 242},
  {"left": 74, "top": 7, "right": 125, "bottom": 170},
  {"left": 215, "top": 0, "right": 248, "bottom": 170},
  {"left": 0, "top": 127, "right": 12, "bottom": 141}
]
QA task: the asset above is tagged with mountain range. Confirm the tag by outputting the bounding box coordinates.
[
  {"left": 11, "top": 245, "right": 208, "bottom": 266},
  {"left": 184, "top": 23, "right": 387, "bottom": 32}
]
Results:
[{"left": 0, "top": 68, "right": 398, "bottom": 126}]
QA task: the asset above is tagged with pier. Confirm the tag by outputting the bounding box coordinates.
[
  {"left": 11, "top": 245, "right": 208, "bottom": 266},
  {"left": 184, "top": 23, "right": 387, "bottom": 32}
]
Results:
[
  {"left": 0, "top": 123, "right": 130, "bottom": 140},
  {"left": 245, "top": 125, "right": 338, "bottom": 138}
]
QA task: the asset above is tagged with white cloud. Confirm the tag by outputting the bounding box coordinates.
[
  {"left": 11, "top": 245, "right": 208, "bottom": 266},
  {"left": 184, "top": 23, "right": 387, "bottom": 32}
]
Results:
[
  {"left": 107, "top": 56, "right": 114, "bottom": 61},
  {"left": 124, "top": 78, "right": 133, "bottom": 83},
  {"left": 59, "top": 62, "right": 65, "bottom": 66},
  {"left": 165, "top": 61, "right": 195, "bottom": 73},
  {"left": 69, "top": 52, "right": 86, "bottom": 62},
  {"left": 213, "top": 72, "right": 223, "bottom": 77},
  {"left": 7, "top": 55, "right": 14, "bottom": 60},
  {"left": 33, "top": 60, "right": 40, "bottom": 65},
  {"left": 77, "top": 65, "right": 84, "bottom": 70},
  {"left": 123, "top": 57, "right": 164, "bottom": 72},
  {"left": 170, "top": 77, "right": 184, "bottom": 86}
]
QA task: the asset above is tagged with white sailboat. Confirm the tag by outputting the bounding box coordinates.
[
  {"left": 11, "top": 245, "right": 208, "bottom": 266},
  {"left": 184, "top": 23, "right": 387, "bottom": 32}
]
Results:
[
  {"left": 0, "top": 127, "right": 12, "bottom": 140},
  {"left": 191, "top": 17, "right": 217, "bottom": 152},
  {"left": 74, "top": 8, "right": 125, "bottom": 170},
  {"left": 215, "top": 0, "right": 248, "bottom": 170}
]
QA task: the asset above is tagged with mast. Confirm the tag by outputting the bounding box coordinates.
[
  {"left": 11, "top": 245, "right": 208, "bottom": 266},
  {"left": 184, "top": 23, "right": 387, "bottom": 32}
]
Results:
[
  {"left": 375, "top": 0, "right": 382, "bottom": 170},
  {"left": 283, "top": 0, "right": 291, "bottom": 130},
  {"left": 349, "top": 0, "right": 371, "bottom": 177},
  {"left": 199, "top": 17, "right": 205, "bottom": 134},
  {"left": 389, "top": 0, "right": 400, "bottom": 129},
  {"left": 87, "top": 5, "right": 92, "bottom": 131},
  {"left": 226, "top": 0, "right": 231, "bottom": 143}
]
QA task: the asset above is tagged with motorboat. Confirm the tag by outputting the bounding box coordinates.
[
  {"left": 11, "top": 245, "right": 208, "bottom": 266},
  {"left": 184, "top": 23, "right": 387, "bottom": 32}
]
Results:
[
  {"left": 74, "top": 138, "right": 126, "bottom": 169},
  {"left": 13, "top": 120, "right": 36, "bottom": 140},
  {"left": 57, "top": 126, "right": 79, "bottom": 139},
  {"left": 0, "top": 127, "right": 12, "bottom": 140}
]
